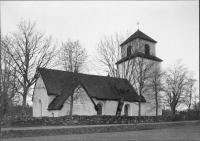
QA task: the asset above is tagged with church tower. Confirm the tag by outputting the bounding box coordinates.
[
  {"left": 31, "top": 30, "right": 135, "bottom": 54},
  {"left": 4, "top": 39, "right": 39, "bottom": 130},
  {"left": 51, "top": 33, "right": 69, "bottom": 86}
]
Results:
[
  {"left": 116, "top": 29, "right": 163, "bottom": 78},
  {"left": 116, "top": 29, "right": 163, "bottom": 116}
]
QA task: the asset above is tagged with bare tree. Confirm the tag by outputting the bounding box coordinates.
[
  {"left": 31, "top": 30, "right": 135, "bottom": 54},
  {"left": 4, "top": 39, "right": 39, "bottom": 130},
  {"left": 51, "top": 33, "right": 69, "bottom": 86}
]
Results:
[
  {"left": 59, "top": 38, "right": 88, "bottom": 117},
  {"left": 59, "top": 38, "right": 88, "bottom": 73},
  {"left": 163, "top": 60, "right": 192, "bottom": 115},
  {"left": 1, "top": 50, "right": 18, "bottom": 116},
  {"left": 0, "top": 34, "right": 23, "bottom": 116},
  {"left": 65, "top": 85, "right": 85, "bottom": 116},
  {"left": 127, "top": 57, "right": 155, "bottom": 117},
  {"left": 192, "top": 93, "right": 199, "bottom": 119},
  {"left": 184, "top": 78, "right": 196, "bottom": 120},
  {"left": 95, "top": 33, "right": 125, "bottom": 77},
  {"left": 0, "top": 29, "right": 2, "bottom": 135},
  {"left": 148, "top": 64, "right": 164, "bottom": 116},
  {"left": 2, "top": 20, "right": 59, "bottom": 114}
]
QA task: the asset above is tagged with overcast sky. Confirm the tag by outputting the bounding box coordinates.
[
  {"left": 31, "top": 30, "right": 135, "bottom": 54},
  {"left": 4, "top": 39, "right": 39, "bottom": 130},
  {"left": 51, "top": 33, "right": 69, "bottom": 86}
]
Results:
[{"left": 1, "top": 1, "right": 199, "bottom": 87}]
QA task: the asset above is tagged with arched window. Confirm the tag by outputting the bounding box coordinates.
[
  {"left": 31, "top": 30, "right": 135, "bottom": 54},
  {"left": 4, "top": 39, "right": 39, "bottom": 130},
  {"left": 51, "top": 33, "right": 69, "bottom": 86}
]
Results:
[
  {"left": 124, "top": 104, "right": 130, "bottom": 116},
  {"left": 39, "top": 100, "right": 42, "bottom": 117},
  {"left": 97, "top": 103, "right": 103, "bottom": 115},
  {"left": 127, "top": 46, "right": 132, "bottom": 56},
  {"left": 145, "top": 44, "right": 150, "bottom": 55}
]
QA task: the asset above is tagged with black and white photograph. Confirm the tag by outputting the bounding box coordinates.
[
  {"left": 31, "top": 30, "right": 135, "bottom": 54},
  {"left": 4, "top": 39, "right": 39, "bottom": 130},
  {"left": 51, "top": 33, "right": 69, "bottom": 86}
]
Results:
[{"left": 0, "top": 1, "right": 199, "bottom": 140}]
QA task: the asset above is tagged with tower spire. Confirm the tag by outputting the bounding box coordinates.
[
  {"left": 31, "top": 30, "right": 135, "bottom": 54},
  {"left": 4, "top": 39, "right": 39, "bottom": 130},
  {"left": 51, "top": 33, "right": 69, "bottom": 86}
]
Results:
[{"left": 137, "top": 21, "right": 139, "bottom": 30}]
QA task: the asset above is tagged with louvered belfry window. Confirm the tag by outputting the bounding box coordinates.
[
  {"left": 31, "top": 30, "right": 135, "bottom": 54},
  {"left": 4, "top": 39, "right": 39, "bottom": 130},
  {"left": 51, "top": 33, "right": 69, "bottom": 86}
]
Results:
[
  {"left": 145, "top": 44, "right": 150, "bottom": 55},
  {"left": 127, "top": 46, "right": 132, "bottom": 56}
]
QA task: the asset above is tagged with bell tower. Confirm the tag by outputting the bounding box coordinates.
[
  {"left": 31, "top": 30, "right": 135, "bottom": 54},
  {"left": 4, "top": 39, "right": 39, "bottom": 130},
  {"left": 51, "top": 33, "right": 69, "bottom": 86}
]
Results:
[
  {"left": 116, "top": 29, "right": 163, "bottom": 116},
  {"left": 116, "top": 29, "right": 163, "bottom": 78}
]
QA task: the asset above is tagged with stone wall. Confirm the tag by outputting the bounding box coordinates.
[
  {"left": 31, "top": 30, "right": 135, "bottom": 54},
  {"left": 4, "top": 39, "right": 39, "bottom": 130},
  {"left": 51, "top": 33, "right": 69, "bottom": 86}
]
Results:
[{"left": 1, "top": 115, "right": 182, "bottom": 127}]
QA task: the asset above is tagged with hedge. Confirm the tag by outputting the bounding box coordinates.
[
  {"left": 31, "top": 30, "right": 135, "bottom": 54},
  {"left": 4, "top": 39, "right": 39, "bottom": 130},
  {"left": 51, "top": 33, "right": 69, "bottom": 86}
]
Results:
[{"left": 1, "top": 115, "right": 182, "bottom": 127}]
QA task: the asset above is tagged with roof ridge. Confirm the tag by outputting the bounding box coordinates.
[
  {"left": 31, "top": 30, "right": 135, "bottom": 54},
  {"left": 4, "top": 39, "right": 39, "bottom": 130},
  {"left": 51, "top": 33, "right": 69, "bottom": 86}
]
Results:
[{"left": 38, "top": 67, "right": 127, "bottom": 80}]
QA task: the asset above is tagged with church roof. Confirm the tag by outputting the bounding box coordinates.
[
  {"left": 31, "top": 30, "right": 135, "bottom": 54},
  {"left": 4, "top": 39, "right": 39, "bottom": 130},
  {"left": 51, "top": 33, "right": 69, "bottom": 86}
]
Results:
[
  {"left": 120, "top": 30, "right": 157, "bottom": 46},
  {"left": 37, "top": 68, "right": 146, "bottom": 110},
  {"left": 116, "top": 52, "right": 163, "bottom": 65}
]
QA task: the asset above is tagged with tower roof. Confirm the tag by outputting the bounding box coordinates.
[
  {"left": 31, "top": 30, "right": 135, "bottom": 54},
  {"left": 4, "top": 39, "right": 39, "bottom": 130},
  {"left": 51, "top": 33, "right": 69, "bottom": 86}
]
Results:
[
  {"left": 115, "top": 52, "right": 163, "bottom": 65},
  {"left": 120, "top": 30, "right": 157, "bottom": 46}
]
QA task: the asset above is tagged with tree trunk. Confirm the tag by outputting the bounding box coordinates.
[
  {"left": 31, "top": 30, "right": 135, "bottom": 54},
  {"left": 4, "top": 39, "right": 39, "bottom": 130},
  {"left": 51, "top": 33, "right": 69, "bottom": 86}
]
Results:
[
  {"left": 138, "top": 92, "right": 141, "bottom": 117},
  {"left": 1, "top": 92, "right": 5, "bottom": 117},
  {"left": 155, "top": 91, "right": 158, "bottom": 117},
  {"left": 2, "top": 91, "right": 9, "bottom": 117},
  {"left": 170, "top": 105, "right": 176, "bottom": 115},
  {"left": 69, "top": 93, "right": 73, "bottom": 119},
  {"left": 22, "top": 87, "right": 28, "bottom": 115},
  {"left": 196, "top": 109, "right": 199, "bottom": 120},
  {"left": 199, "top": 95, "right": 200, "bottom": 120},
  {"left": 188, "top": 105, "right": 191, "bottom": 120},
  {"left": 116, "top": 95, "right": 124, "bottom": 116},
  {"left": 3, "top": 99, "right": 8, "bottom": 117},
  {"left": 156, "top": 101, "right": 158, "bottom": 117}
]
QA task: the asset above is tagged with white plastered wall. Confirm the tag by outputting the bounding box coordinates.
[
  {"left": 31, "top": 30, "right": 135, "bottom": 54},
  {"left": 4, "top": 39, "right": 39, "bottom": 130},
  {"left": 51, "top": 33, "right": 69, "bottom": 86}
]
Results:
[
  {"left": 33, "top": 76, "right": 51, "bottom": 117},
  {"left": 121, "top": 38, "right": 156, "bottom": 58},
  {"left": 93, "top": 99, "right": 118, "bottom": 115},
  {"left": 58, "top": 86, "right": 97, "bottom": 116},
  {"left": 55, "top": 85, "right": 147, "bottom": 116}
]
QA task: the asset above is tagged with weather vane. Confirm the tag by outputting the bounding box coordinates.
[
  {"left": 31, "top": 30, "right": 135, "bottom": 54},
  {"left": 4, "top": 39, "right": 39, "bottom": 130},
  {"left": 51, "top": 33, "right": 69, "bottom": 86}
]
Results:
[{"left": 137, "top": 21, "right": 139, "bottom": 30}]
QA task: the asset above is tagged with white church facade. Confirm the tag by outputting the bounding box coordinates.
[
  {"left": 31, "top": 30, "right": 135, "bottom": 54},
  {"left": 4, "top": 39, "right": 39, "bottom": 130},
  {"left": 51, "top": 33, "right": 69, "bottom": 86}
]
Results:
[{"left": 32, "top": 30, "right": 163, "bottom": 117}]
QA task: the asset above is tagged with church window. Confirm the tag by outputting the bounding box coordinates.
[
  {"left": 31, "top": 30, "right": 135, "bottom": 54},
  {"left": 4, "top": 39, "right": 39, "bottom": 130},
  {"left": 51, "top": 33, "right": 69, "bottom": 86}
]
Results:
[
  {"left": 52, "top": 113, "right": 54, "bottom": 117},
  {"left": 127, "top": 46, "right": 132, "bottom": 56},
  {"left": 97, "top": 103, "right": 103, "bottom": 115},
  {"left": 39, "top": 100, "right": 42, "bottom": 117},
  {"left": 145, "top": 44, "right": 150, "bottom": 55},
  {"left": 124, "top": 104, "right": 130, "bottom": 116}
]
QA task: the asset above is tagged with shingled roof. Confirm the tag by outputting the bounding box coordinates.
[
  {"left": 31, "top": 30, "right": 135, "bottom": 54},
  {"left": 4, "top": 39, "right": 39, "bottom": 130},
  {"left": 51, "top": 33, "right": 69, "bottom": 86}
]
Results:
[
  {"left": 37, "top": 68, "right": 146, "bottom": 110},
  {"left": 120, "top": 30, "right": 157, "bottom": 46},
  {"left": 116, "top": 52, "right": 163, "bottom": 65}
]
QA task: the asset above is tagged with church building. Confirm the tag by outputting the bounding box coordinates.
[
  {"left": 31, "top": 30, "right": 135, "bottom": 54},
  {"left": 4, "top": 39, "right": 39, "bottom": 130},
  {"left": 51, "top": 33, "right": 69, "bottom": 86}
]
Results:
[{"left": 32, "top": 29, "right": 163, "bottom": 117}]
